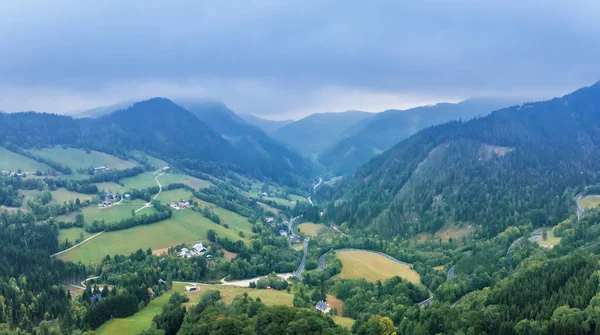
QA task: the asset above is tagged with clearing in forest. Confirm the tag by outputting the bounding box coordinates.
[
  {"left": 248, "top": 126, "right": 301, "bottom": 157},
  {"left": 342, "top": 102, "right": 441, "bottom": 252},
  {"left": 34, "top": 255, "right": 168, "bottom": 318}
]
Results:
[
  {"left": 336, "top": 250, "right": 421, "bottom": 284},
  {"left": 298, "top": 222, "right": 326, "bottom": 237},
  {"left": 580, "top": 195, "right": 600, "bottom": 210}
]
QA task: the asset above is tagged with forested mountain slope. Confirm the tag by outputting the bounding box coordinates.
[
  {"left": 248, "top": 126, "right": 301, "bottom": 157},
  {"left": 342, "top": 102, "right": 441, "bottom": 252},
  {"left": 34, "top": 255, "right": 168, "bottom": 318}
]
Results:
[
  {"left": 0, "top": 98, "right": 313, "bottom": 185},
  {"left": 271, "top": 111, "right": 374, "bottom": 160},
  {"left": 321, "top": 98, "right": 515, "bottom": 174},
  {"left": 328, "top": 82, "right": 600, "bottom": 237},
  {"left": 184, "top": 101, "right": 315, "bottom": 182},
  {"left": 240, "top": 113, "right": 293, "bottom": 133}
]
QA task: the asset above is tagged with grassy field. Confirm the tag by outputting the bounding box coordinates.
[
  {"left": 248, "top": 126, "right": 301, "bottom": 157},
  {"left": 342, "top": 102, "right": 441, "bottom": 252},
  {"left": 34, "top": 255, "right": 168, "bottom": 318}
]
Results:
[
  {"left": 156, "top": 189, "right": 194, "bottom": 204},
  {"left": 129, "top": 151, "right": 169, "bottom": 169},
  {"left": 211, "top": 207, "right": 254, "bottom": 237},
  {"left": 581, "top": 195, "right": 600, "bottom": 209},
  {"left": 51, "top": 188, "right": 94, "bottom": 204},
  {"left": 58, "top": 227, "right": 91, "bottom": 246},
  {"left": 93, "top": 182, "right": 132, "bottom": 194},
  {"left": 0, "top": 146, "right": 51, "bottom": 172},
  {"left": 289, "top": 194, "right": 307, "bottom": 204},
  {"left": 336, "top": 250, "right": 421, "bottom": 284},
  {"left": 332, "top": 315, "right": 355, "bottom": 330},
  {"left": 537, "top": 230, "right": 561, "bottom": 248},
  {"left": 96, "top": 283, "right": 294, "bottom": 335},
  {"left": 27, "top": 147, "right": 139, "bottom": 170},
  {"left": 59, "top": 209, "right": 252, "bottom": 264},
  {"left": 298, "top": 222, "right": 326, "bottom": 237},
  {"left": 121, "top": 173, "right": 212, "bottom": 191},
  {"left": 81, "top": 201, "right": 156, "bottom": 223}
]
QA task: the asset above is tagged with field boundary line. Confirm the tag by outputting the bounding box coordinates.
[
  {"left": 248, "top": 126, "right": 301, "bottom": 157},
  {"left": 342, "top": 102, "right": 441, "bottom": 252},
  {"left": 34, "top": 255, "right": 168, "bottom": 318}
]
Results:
[{"left": 52, "top": 231, "right": 104, "bottom": 257}]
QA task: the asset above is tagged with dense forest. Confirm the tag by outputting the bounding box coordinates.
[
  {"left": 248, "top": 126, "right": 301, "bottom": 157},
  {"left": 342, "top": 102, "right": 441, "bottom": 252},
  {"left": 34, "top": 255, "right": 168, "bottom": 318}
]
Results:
[{"left": 328, "top": 81, "right": 600, "bottom": 237}]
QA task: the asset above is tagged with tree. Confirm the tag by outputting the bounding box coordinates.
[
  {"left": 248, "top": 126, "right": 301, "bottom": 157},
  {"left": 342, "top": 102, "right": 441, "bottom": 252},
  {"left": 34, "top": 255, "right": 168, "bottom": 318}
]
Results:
[{"left": 207, "top": 229, "right": 217, "bottom": 242}]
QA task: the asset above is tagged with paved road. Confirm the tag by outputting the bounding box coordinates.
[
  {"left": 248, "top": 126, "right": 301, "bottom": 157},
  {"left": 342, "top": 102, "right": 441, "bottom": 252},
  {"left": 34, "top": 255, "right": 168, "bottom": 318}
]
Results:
[
  {"left": 313, "top": 177, "right": 323, "bottom": 191},
  {"left": 576, "top": 192, "right": 584, "bottom": 219},
  {"left": 447, "top": 265, "right": 455, "bottom": 280},
  {"left": 307, "top": 196, "right": 314, "bottom": 206},
  {"left": 418, "top": 296, "right": 434, "bottom": 307},
  {"left": 221, "top": 273, "right": 294, "bottom": 287},
  {"left": 287, "top": 215, "right": 303, "bottom": 236},
  {"left": 318, "top": 252, "right": 327, "bottom": 270},
  {"left": 295, "top": 238, "right": 310, "bottom": 279}
]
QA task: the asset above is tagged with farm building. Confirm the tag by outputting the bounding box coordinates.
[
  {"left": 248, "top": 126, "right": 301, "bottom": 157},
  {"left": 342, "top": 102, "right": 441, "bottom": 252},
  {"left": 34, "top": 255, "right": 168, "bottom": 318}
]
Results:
[
  {"left": 179, "top": 248, "right": 194, "bottom": 258},
  {"left": 193, "top": 243, "right": 207, "bottom": 255},
  {"left": 316, "top": 301, "right": 330, "bottom": 313},
  {"left": 185, "top": 285, "right": 197, "bottom": 292},
  {"left": 93, "top": 166, "right": 107, "bottom": 173},
  {"left": 279, "top": 229, "right": 288, "bottom": 237}
]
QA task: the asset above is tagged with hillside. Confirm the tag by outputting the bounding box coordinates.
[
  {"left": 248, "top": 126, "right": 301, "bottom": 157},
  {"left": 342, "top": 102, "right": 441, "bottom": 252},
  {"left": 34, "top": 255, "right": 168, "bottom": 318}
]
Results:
[
  {"left": 321, "top": 98, "right": 515, "bottom": 174},
  {"left": 272, "top": 111, "right": 374, "bottom": 160},
  {"left": 240, "top": 113, "right": 293, "bottom": 133},
  {"left": 0, "top": 98, "right": 313, "bottom": 185},
  {"left": 328, "top": 82, "right": 600, "bottom": 237},
  {"left": 183, "top": 101, "right": 315, "bottom": 183}
]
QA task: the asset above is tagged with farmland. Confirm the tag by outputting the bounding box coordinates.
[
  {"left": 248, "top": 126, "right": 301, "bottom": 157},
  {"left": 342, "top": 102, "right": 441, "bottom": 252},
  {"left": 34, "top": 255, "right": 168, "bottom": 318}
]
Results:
[
  {"left": 58, "top": 209, "right": 252, "bottom": 264},
  {"left": 298, "top": 222, "right": 326, "bottom": 237},
  {"left": 155, "top": 189, "right": 194, "bottom": 204},
  {"left": 81, "top": 200, "right": 156, "bottom": 223},
  {"left": 92, "top": 182, "right": 131, "bottom": 194},
  {"left": 51, "top": 188, "right": 94, "bottom": 204},
  {"left": 58, "top": 227, "right": 91, "bottom": 246},
  {"left": 335, "top": 250, "right": 421, "bottom": 284},
  {"left": 27, "top": 147, "right": 139, "bottom": 170},
  {"left": 0, "top": 146, "right": 52, "bottom": 172},
  {"left": 121, "top": 172, "right": 212, "bottom": 190}
]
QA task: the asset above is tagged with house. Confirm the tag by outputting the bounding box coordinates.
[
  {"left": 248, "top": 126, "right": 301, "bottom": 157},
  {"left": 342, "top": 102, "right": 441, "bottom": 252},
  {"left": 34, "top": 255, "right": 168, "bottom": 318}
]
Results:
[
  {"left": 261, "top": 192, "right": 268, "bottom": 196},
  {"left": 279, "top": 230, "right": 288, "bottom": 237},
  {"left": 158, "top": 279, "right": 167, "bottom": 285},
  {"left": 162, "top": 166, "right": 170, "bottom": 171},
  {"left": 101, "top": 200, "right": 112, "bottom": 207},
  {"left": 316, "top": 301, "right": 330, "bottom": 313},
  {"left": 179, "top": 247, "right": 194, "bottom": 258},
  {"left": 147, "top": 287, "right": 154, "bottom": 297},
  {"left": 265, "top": 217, "right": 274, "bottom": 223},
  {"left": 178, "top": 201, "right": 189, "bottom": 209},
  {"left": 124, "top": 193, "right": 131, "bottom": 200},
  {"left": 93, "top": 166, "right": 107, "bottom": 173},
  {"left": 291, "top": 236, "right": 300, "bottom": 244},
  {"left": 0, "top": 171, "right": 8, "bottom": 176},
  {"left": 107, "top": 193, "right": 116, "bottom": 200},
  {"left": 205, "top": 254, "right": 214, "bottom": 260},
  {"left": 185, "top": 285, "right": 197, "bottom": 292},
  {"left": 193, "top": 243, "right": 207, "bottom": 255}
]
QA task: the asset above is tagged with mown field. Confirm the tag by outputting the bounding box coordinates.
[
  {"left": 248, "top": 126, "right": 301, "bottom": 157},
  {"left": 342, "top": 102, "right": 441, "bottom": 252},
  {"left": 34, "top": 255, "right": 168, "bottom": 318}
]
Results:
[
  {"left": 27, "top": 147, "right": 139, "bottom": 170},
  {"left": 121, "top": 172, "right": 211, "bottom": 190},
  {"left": 0, "top": 146, "right": 51, "bottom": 172},
  {"left": 335, "top": 250, "right": 421, "bottom": 284},
  {"left": 81, "top": 200, "right": 156, "bottom": 223},
  {"left": 96, "top": 283, "right": 295, "bottom": 335},
  {"left": 58, "top": 209, "right": 252, "bottom": 264},
  {"left": 581, "top": 195, "right": 600, "bottom": 209},
  {"left": 128, "top": 150, "right": 169, "bottom": 169},
  {"left": 58, "top": 227, "right": 91, "bottom": 246},
  {"left": 51, "top": 188, "right": 94, "bottom": 204},
  {"left": 298, "top": 222, "right": 326, "bottom": 237},
  {"left": 155, "top": 189, "right": 193, "bottom": 204},
  {"left": 93, "top": 182, "right": 132, "bottom": 194}
]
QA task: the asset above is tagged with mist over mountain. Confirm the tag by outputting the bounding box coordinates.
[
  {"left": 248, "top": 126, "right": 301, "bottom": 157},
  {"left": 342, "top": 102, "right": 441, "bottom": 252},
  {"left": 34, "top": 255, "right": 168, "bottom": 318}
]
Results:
[{"left": 240, "top": 113, "right": 294, "bottom": 133}]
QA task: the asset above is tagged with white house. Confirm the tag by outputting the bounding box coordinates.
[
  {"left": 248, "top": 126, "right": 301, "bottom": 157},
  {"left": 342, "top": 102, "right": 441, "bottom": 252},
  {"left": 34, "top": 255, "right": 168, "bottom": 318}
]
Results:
[
  {"left": 193, "top": 243, "right": 207, "bottom": 255},
  {"left": 185, "top": 285, "right": 197, "bottom": 292},
  {"left": 179, "top": 247, "right": 194, "bottom": 258},
  {"left": 316, "top": 301, "right": 330, "bottom": 313}
]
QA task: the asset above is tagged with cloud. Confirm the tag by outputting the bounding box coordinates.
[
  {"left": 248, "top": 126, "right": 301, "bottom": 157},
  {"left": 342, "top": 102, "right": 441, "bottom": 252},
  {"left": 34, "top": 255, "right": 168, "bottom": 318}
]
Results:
[{"left": 0, "top": 0, "right": 599, "bottom": 117}]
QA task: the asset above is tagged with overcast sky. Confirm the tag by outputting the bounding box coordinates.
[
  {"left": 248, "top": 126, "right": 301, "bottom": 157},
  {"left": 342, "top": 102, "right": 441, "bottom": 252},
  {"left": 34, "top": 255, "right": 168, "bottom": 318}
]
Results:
[{"left": 1, "top": 1, "right": 600, "bottom": 119}]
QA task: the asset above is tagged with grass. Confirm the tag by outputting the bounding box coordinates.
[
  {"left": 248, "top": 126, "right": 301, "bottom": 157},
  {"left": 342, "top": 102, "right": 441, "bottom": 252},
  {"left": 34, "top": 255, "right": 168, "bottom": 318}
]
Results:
[
  {"left": 59, "top": 209, "right": 252, "bottom": 264},
  {"left": 336, "top": 250, "right": 421, "bottom": 284},
  {"left": 298, "top": 222, "right": 326, "bottom": 237},
  {"left": 121, "top": 173, "right": 212, "bottom": 191},
  {"left": 156, "top": 189, "right": 194, "bottom": 204},
  {"left": 93, "top": 182, "right": 132, "bottom": 194},
  {"left": 27, "top": 147, "right": 139, "bottom": 170},
  {"left": 96, "top": 283, "right": 294, "bottom": 335},
  {"left": 129, "top": 150, "right": 169, "bottom": 169},
  {"left": 81, "top": 201, "right": 156, "bottom": 223},
  {"left": 581, "top": 195, "right": 600, "bottom": 210},
  {"left": 58, "top": 227, "right": 91, "bottom": 246},
  {"left": 537, "top": 230, "right": 561, "bottom": 248},
  {"left": 96, "top": 287, "right": 176, "bottom": 335},
  {"left": 51, "top": 188, "right": 94, "bottom": 204},
  {"left": 288, "top": 194, "right": 307, "bottom": 204},
  {"left": 0, "top": 146, "right": 51, "bottom": 172},
  {"left": 211, "top": 207, "right": 254, "bottom": 237},
  {"left": 332, "top": 316, "right": 355, "bottom": 330}
]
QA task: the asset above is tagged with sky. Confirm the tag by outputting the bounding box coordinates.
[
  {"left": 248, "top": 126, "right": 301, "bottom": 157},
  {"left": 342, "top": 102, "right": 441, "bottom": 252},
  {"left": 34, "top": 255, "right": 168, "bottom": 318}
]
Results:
[{"left": 1, "top": 1, "right": 600, "bottom": 120}]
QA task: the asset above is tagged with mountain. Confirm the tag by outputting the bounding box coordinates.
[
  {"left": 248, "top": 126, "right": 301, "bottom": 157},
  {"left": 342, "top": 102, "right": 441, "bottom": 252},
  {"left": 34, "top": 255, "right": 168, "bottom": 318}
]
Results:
[
  {"left": 0, "top": 98, "right": 313, "bottom": 185},
  {"left": 182, "top": 100, "right": 315, "bottom": 181},
  {"left": 240, "top": 113, "right": 293, "bottom": 133},
  {"left": 327, "top": 81, "right": 600, "bottom": 238},
  {"left": 320, "top": 98, "right": 517, "bottom": 174},
  {"left": 73, "top": 101, "right": 134, "bottom": 118},
  {"left": 271, "top": 111, "right": 374, "bottom": 160}
]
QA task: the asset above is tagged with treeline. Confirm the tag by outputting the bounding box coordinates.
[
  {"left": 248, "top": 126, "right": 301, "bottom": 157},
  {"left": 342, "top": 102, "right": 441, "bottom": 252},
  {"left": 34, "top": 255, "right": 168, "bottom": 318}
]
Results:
[
  {"left": 174, "top": 290, "right": 348, "bottom": 335},
  {"left": 250, "top": 273, "right": 289, "bottom": 290},
  {"left": 0, "top": 220, "right": 87, "bottom": 333},
  {"left": 4, "top": 143, "right": 73, "bottom": 174},
  {"left": 84, "top": 200, "right": 172, "bottom": 233},
  {"left": 79, "top": 165, "right": 145, "bottom": 184}
]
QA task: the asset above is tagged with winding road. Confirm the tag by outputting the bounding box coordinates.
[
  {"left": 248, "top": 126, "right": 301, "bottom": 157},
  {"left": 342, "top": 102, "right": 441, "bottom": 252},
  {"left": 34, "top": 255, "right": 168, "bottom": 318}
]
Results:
[
  {"left": 135, "top": 172, "right": 164, "bottom": 213},
  {"left": 294, "top": 238, "right": 310, "bottom": 279}
]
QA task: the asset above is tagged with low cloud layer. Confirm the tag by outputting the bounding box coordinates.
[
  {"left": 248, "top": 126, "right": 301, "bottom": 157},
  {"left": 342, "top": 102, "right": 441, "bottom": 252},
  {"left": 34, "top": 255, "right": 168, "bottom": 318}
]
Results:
[{"left": 1, "top": 1, "right": 599, "bottom": 118}]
